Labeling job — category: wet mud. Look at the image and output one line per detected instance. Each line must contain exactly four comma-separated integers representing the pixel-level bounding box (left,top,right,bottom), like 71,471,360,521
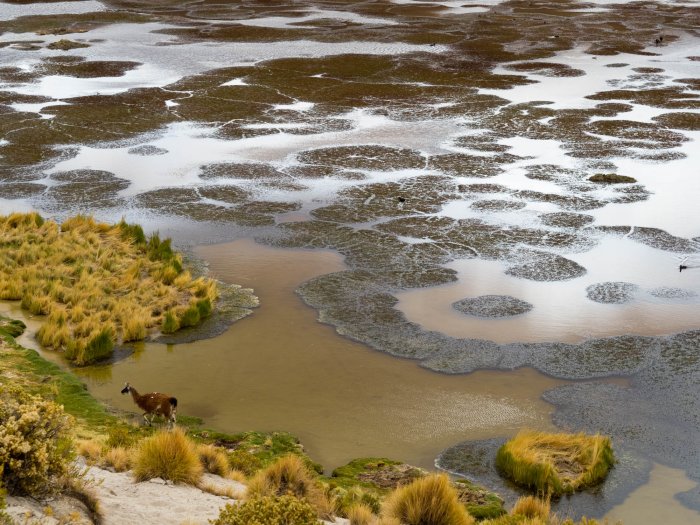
452,295,533,318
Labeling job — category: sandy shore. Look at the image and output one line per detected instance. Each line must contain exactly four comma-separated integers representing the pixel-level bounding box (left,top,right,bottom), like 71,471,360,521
6,459,347,525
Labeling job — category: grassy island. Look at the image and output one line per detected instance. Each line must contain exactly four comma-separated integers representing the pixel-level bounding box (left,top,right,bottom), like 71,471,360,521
496,429,615,496
0,212,218,365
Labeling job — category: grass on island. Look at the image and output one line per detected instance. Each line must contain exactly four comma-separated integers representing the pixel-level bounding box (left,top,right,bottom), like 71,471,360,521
496,429,615,496
0,212,218,365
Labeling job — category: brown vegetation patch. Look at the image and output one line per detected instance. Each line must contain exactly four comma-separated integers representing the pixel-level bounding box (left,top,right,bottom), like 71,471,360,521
311,175,456,223
428,153,506,178
199,162,284,181
39,58,140,78
539,212,594,229
470,199,526,212
652,112,700,130
297,145,425,171
46,39,90,51
588,173,637,184
43,170,129,211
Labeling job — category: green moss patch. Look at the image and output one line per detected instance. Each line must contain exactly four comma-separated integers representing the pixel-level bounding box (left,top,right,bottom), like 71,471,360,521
454,479,506,520
331,458,425,491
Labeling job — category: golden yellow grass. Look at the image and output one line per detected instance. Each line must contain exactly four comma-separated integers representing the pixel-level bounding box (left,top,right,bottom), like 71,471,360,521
512,496,551,520
76,439,103,464
133,428,203,485
481,496,613,525
496,430,615,496
197,443,231,477
347,502,375,525
382,473,475,525
226,469,247,483
247,454,332,518
0,213,218,365
102,446,133,472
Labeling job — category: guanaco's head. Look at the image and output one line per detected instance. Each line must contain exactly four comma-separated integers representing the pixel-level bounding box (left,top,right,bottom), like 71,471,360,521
121,382,131,395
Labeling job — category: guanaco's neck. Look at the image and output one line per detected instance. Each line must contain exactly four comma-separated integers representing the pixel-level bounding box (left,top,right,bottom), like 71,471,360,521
129,387,141,403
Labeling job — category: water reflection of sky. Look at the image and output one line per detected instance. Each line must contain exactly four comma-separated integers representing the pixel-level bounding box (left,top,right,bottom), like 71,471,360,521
397,236,700,344
0,1,105,21
0,1,698,346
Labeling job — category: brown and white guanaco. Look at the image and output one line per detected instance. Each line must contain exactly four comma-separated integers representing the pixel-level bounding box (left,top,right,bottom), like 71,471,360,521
121,382,177,428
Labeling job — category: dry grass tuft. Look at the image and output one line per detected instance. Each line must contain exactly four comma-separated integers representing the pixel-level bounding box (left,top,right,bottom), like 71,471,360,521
481,495,610,525
133,428,202,485
76,439,103,464
197,444,231,477
496,429,615,496
512,496,551,520
382,473,474,525
248,454,331,518
102,446,133,472
347,502,376,525
226,469,248,484
0,213,218,365
374,518,402,525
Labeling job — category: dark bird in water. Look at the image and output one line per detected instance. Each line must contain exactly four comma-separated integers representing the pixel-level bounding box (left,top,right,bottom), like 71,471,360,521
680,265,687,272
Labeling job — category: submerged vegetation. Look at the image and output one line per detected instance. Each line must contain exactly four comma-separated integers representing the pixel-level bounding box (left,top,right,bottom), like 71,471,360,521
496,430,615,496
0,212,218,364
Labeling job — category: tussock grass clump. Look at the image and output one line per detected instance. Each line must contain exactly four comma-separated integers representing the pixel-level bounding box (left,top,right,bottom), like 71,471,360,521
197,444,230,477
332,485,381,516
481,496,605,525
76,439,103,465
0,213,219,364
496,430,615,496
347,502,375,525
511,495,550,520
382,473,475,525
133,428,202,485
102,446,133,472
248,454,330,517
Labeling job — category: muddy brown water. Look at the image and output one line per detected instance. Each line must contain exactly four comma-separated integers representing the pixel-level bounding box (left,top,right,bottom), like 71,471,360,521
605,464,700,525
54,238,564,472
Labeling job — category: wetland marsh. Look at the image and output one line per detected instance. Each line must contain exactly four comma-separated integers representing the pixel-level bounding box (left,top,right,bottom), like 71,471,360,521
1,0,699,521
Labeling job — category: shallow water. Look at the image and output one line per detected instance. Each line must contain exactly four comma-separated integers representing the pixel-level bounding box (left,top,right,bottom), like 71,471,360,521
605,464,700,525
397,236,700,343
0,1,105,21
72,239,564,471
